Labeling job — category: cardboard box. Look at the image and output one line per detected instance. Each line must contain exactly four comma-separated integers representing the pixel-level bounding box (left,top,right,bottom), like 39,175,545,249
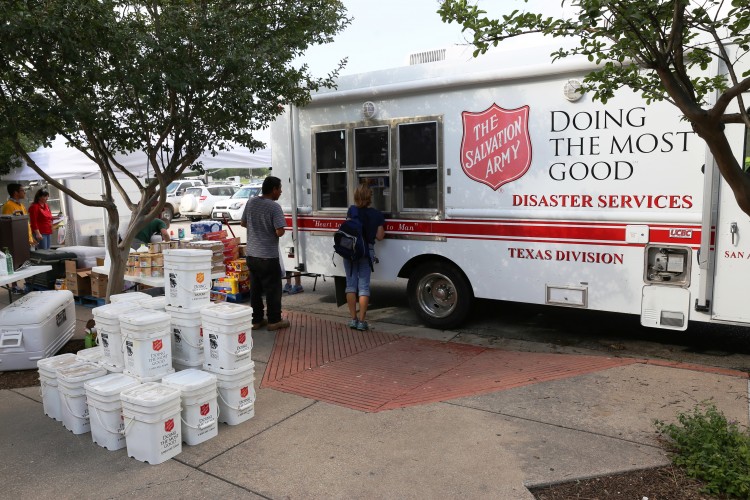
65,259,92,296
96,257,105,267
90,272,108,298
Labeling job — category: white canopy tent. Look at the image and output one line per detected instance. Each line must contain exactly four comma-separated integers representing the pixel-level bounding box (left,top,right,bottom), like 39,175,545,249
1,136,271,181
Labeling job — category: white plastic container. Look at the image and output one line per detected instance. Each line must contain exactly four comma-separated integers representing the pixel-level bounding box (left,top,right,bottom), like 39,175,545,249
163,249,212,309
57,362,108,434
119,310,173,381
76,346,105,366
165,305,204,365
210,362,255,425
92,302,134,370
85,373,140,450
121,382,183,464
200,303,253,372
109,291,151,303
37,353,82,421
162,369,218,445
140,296,167,312
1,290,76,371
173,358,203,372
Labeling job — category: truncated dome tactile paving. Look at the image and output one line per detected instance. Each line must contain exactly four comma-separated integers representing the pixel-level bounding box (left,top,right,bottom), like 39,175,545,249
261,311,641,412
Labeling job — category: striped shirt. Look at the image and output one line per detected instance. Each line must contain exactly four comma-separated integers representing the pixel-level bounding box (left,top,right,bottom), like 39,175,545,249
243,196,286,258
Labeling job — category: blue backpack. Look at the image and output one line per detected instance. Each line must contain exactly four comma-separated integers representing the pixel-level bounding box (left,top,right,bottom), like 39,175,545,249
333,206,373,274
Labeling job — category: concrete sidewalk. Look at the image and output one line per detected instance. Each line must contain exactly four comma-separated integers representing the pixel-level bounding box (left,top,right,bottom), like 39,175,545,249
1,300,749,499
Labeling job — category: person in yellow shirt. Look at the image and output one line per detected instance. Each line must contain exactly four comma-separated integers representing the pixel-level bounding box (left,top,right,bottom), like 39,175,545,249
2,183,35,245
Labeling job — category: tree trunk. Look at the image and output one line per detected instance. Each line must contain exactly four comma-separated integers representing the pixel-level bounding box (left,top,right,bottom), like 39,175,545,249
104,208,130,302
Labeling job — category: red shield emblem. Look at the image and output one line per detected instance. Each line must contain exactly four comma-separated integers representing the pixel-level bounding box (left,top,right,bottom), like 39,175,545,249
164,418,174,432
200,403,210,416
240,386,249,398
460,103,532,190
152,339,163,351
238,332,246,344
196,272,205,284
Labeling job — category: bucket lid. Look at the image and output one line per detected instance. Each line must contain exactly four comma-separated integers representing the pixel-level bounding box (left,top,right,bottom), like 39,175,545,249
140,296,167,310
109,291,152,303
200,302,253,322
119,309,171,328
163,248,212,259
57,362,108,383
37,353,79,371
76,346,104,362
92,301,135,320
84,373,140,397
165,303,207,316
120,382,182,407
162,369,217,392
205,361,255,380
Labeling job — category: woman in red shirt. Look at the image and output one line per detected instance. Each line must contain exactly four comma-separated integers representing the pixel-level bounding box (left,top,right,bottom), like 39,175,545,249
29,188,53,249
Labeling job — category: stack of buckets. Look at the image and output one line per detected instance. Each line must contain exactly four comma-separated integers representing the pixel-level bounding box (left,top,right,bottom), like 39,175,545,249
201,302,256,425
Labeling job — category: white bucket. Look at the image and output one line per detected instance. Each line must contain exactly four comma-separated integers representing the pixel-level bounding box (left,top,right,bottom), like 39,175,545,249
163,249,212,309
173,357,203,372
76,346,105,366
84,373,140,450
57,362,108,434
37,353,82,421
140,296,167,312
109,291,152,303
120,310,173,381
165,305,204,365
162,369,218,446
92,302,134,370
121,382,183,464
210,362,255,425
200,303,254,372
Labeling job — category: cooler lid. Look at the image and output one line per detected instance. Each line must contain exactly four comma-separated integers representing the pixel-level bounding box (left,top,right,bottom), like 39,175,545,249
118,309,171,328
109,291,151,303
84,373,140,396
161,368,217,392
200,302,253,322
37,353,78,371
120,382,181,407
0,291,73,327
57,362,108,382
92,301,135,320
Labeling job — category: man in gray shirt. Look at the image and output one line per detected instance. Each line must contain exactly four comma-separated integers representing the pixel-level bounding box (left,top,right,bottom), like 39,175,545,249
241,176,290,331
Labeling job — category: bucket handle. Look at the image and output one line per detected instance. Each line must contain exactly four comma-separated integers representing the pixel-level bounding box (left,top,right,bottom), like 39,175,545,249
181,415,217,430
62,392,89,420
215,341,252,357
91,405,123,435
175,332,202,349
121,408,183,436
217,389,255,411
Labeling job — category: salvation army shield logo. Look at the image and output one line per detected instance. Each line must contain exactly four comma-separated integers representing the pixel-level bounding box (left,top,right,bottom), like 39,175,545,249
152,339,163,351
460,103,532,190
238,332,246,344
164,418,174,432
196,272,205,284
240,386,249,398
200,403,210,416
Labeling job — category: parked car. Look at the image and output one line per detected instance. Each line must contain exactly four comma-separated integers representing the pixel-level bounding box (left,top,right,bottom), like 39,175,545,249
161,179,204,222
179,185,238,221
211,183,262,222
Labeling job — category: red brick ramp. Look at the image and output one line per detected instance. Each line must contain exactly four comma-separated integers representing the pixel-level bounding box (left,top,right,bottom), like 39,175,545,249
261,312,638,412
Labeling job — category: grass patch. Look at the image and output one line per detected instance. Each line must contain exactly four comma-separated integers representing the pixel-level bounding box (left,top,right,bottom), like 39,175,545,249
656,403,750,498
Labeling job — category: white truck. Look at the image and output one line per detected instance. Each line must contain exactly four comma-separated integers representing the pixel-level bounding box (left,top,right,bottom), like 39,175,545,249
271,44,750,331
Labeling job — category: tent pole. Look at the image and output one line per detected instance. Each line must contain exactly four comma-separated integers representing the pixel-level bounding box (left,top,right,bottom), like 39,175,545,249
289,104,301,272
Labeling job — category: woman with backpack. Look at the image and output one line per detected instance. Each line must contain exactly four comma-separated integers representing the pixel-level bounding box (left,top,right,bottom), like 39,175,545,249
344,183,385,331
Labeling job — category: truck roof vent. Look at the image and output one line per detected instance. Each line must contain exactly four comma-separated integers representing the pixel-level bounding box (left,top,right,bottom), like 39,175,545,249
409,49,447,65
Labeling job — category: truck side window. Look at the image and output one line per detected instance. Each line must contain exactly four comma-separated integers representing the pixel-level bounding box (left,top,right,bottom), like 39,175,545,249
399,122,438,210
315,130,347,209
355,126,390,212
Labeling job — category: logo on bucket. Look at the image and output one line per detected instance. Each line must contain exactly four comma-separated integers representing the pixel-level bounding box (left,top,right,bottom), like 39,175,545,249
153,339,163,351
125,340,133,357
174,330,182,344
101,333,109,348
240,386,249,398
196,272,205,284
200,403,210,416
238,332,246,344
164,418,175,432
460,103,532,190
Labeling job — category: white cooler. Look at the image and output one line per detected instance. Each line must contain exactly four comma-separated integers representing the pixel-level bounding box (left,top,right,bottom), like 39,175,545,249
0,290,76,371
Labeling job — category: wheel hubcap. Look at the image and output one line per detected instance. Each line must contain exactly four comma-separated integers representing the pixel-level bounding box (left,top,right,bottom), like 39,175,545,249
417,272,457,319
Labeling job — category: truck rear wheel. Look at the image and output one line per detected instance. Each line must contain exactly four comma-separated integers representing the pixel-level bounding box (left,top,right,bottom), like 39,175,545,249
407,261,472,329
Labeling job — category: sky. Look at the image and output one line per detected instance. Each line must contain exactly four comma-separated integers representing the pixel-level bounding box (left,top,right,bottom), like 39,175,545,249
299,0,566,78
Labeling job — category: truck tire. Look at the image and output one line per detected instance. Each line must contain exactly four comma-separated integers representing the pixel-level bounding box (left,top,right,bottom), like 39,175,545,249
162,205,174,223
407,261,472,329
